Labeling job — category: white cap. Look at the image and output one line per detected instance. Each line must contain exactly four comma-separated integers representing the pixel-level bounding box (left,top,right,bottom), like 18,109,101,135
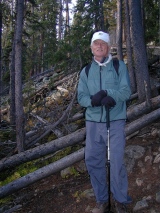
91,31,110,44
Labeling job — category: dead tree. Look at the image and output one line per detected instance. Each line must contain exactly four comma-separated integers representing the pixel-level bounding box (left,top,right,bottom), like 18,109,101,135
124,0,136,93
15,0,25,152
129,0,152,102
116,0,123,60
0,1,2,123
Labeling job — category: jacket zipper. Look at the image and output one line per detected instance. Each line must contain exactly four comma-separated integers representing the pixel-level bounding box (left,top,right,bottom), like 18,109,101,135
100,66,103,122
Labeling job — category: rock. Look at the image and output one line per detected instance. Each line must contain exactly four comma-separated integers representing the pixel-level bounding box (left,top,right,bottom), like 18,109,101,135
153,152,158,156
153,153,160,164
82,188,94,199
124,145,145,173
151,128,158,137
158,130,160,138
156,191,160,203
147,183,152,190
150,209,157,213
125,145,145,159
141,168,146,173
143,195,152,200
137,160,143,168
133,199,148,211
76,160,87,173
136,178,143,186
60,167,72,178
57,86,69,96
145,155,153,164
85,205,92,212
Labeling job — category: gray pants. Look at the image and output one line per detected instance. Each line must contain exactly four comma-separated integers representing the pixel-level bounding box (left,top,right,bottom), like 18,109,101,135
85,120,131,204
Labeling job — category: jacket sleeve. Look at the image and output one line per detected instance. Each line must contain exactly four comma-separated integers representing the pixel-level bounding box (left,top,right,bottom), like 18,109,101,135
77,69,92,107
107,61,131,102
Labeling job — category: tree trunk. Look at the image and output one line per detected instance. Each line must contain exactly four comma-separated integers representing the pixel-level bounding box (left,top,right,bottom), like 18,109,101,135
65,0,69,34
15,0,25,152
124,0,136,93
10,40,16,126
58,0,63,40
94,0,100,31
0,0,2,123
116,0,123,60
129,0,151,102
99,0,105,31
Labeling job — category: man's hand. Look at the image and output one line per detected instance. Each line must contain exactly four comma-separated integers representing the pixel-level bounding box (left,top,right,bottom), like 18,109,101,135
91,90,107,106
101,96,116,108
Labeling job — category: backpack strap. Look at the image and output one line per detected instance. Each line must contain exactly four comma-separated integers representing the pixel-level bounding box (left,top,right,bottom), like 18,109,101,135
112,58,119,76
85,64,91,77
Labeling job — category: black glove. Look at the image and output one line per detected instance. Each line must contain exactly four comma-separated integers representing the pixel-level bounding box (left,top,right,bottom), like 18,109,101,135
91,90,107,106
101,96,116,108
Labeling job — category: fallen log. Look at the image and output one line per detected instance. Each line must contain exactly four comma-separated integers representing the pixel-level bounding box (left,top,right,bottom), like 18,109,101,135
0,148,85,199
0,108,160,199
127,95,160,121
125,108,160,136
0,128,86,172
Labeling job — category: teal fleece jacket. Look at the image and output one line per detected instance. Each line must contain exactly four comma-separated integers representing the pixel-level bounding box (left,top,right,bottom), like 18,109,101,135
77,58,131,122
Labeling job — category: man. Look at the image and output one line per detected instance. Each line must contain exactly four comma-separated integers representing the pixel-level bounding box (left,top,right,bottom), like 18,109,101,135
77,31,132,213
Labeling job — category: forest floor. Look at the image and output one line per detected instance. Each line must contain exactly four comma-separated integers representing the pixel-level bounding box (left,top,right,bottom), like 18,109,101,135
2,122,160,213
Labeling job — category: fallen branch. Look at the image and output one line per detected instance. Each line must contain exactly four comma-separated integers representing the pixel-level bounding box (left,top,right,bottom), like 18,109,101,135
30,113,63,138
26,87,77,147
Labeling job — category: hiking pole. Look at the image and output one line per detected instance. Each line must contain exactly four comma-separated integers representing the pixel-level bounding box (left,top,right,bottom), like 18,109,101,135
106,107,114,213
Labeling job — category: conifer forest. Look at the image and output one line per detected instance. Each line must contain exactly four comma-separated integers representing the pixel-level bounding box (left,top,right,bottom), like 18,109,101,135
0,0,160,212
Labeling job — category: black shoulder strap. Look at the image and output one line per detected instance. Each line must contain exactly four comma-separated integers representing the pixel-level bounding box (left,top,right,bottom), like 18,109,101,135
85,64,91,78
112,58,119,76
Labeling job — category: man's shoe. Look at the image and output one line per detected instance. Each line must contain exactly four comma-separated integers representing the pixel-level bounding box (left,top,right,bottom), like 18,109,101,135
92,202,108,213
114,201,127,213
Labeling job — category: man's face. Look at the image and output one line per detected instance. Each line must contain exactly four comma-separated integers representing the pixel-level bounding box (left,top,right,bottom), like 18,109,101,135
91,39,110,61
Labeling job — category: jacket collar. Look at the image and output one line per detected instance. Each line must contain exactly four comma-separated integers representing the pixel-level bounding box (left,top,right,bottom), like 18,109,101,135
93,54,112,66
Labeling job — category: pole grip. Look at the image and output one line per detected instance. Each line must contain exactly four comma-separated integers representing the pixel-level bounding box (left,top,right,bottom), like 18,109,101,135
105,107,110,129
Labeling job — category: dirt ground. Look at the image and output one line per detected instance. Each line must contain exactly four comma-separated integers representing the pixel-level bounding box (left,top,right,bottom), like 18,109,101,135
7,124,160,213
